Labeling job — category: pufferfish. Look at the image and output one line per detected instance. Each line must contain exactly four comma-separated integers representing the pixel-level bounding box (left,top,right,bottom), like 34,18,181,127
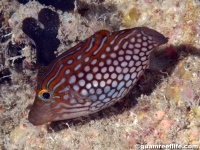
28,27,168,125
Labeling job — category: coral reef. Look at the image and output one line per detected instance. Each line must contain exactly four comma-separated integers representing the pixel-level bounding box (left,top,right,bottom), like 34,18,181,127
0,0,200,149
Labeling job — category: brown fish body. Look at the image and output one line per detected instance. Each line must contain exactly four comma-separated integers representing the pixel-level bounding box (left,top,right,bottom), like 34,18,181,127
28,27,168,125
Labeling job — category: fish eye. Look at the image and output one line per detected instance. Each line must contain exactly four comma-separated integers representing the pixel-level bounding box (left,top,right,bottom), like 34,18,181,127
39,89,51,99
42,92,50,99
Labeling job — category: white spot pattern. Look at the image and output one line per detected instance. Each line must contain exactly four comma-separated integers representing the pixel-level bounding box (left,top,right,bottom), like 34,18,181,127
133,55,139,60
101,54,106,59
84,57,90,62
118,56,124,62
111,73,117,79
124,74,130,81
125,55,131,61
123,41,128,49
91,59,98,65
106,47,111,52
135,43,141,48
99,94,106,100
63,95,69,100
118,50,124,55
73,85,79,91
141,56,147,61
139,52,145,56
148,45,153,49
86,73,93,81
104,73,109,79
77,54,82,60
101,67,107,73
112,80,118,88
113,60,119,66
131,73,137,79
126,50,133,55
78,72,84,78
96,88,102,94
142,47,148,52
123,68,129,74
103,98,110,102
128,44,134,49
111,53,117,58
109,66,114,72
42,27,165,120
126,80,132,87
107,59,112,65
137,38,142,43
142,42,148,46
96,73,102,80
92,80,98,87
93,67,98,73
74,64,82,71
65,69,70,75
129,60,134,67
135,61,141,66
134,49,140,54
81,89,88,96
100,81,106,87
99,61,104,67
114,45,119,51
118,74,123,80
79,79,85,86
70,99,76,104
130,38,135,43
69,75,76,84
86,83,92,89
121,61,128,67
84,66,90,72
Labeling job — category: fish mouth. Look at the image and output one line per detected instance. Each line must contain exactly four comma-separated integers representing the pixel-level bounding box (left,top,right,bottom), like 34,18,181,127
28,107,47,126
28,109,41,126
28,98,51,126
141,27,168,44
